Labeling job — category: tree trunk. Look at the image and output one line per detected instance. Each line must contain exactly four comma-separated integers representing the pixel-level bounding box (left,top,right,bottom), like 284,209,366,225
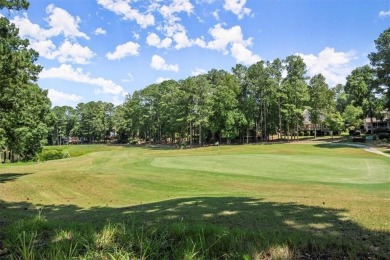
189,121,193,147
264,102,267,142
199,125,202,146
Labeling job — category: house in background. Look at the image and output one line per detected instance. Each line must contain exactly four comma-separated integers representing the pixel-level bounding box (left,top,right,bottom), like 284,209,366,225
363,110,390,132
302,109,330,133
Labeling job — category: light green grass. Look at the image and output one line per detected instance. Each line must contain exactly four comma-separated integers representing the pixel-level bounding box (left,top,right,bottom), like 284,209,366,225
0,142,389,258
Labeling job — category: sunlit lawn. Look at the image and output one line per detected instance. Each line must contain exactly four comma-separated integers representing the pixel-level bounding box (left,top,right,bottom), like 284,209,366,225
0,142,389,258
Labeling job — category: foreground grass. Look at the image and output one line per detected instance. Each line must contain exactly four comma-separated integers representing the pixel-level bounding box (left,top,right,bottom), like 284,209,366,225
0,143,389,259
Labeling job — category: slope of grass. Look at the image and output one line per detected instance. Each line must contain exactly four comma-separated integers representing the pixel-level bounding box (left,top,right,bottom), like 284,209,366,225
0,143,389,259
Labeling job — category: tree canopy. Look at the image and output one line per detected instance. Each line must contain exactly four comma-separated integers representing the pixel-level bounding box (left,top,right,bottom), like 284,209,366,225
0,0,50,160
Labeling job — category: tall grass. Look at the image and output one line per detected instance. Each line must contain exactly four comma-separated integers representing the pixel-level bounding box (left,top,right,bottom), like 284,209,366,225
5,210,385,259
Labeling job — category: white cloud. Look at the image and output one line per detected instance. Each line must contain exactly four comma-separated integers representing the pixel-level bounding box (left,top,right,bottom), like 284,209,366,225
10,9,93,64
379,10,390,18
146,33,172,48
106,41,140,60
12,6,89,40
223,0,251,19
94,27,106,35
156,77,172,83
56,41,95,64
29,39,58,59
207,23,251,54
212,9,220,20
47,89,83,106
231,43,261,65
45,4,89,39
97,0,154,28
160,0,194,18
40,64,127,96
133,32,140,40
297,47,356,87
173,31,193,49
192,68,207,76
150,55,179,72
11,13,51,41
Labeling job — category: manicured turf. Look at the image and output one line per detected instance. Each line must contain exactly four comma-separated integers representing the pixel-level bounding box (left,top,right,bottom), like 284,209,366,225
0,142,389,258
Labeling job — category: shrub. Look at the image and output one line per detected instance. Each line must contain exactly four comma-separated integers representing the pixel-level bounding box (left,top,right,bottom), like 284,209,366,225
352,131,361,136
374,128,390,134
38,149,70,161
377,132,390,140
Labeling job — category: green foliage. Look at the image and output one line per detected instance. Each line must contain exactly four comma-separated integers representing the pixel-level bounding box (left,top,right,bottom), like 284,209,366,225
0,0,29,10
37,148,70,161
342,104,363,127
0,15,50,160
369,27,390,109
345,65,382,122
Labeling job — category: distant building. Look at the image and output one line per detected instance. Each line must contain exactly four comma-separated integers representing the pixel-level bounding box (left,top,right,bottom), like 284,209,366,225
363,110,390,132
302,109,329,132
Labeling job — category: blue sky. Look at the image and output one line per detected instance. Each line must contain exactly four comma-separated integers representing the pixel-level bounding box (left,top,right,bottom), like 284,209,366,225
1,0,389,107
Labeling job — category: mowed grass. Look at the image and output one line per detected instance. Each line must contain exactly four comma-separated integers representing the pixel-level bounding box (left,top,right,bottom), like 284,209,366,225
0,142,389,259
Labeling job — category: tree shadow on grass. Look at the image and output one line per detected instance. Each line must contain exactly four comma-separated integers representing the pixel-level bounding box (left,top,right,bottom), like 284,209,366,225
1,197,389,259
0,173,31,184
314,143,363,149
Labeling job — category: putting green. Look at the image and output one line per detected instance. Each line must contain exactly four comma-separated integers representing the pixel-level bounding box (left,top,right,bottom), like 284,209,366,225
152,154,390,184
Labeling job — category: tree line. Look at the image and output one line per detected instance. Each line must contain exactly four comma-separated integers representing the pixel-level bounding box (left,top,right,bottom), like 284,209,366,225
47,50,388,147
0,0,389,160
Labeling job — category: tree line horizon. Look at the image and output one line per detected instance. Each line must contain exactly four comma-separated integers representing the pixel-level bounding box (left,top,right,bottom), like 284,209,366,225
1,1,389,161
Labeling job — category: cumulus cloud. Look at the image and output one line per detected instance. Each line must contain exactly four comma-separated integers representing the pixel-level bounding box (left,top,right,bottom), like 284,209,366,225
47,89,83,106
106,41,140,60
150,55,179,72
45,4,89,39
231,43,261,65
94,27,106,35
29,39,58,59
297,47,356,87
379,10,390,18
12,6,89,41
40,64,127,96
11,13,51,41
202,23,259,65
207,23,251,54
55,41,95,64
146,33,172,48
173,31,193,49
97,0,154,28
159,0,194,18
223,0,251,19
10,8,93,63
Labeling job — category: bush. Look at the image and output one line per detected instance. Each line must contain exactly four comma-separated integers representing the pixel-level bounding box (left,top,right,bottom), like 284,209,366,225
38,149,70,161
374,128,390,134
352,131,361,136
299,131,304,136
378,132,390,140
